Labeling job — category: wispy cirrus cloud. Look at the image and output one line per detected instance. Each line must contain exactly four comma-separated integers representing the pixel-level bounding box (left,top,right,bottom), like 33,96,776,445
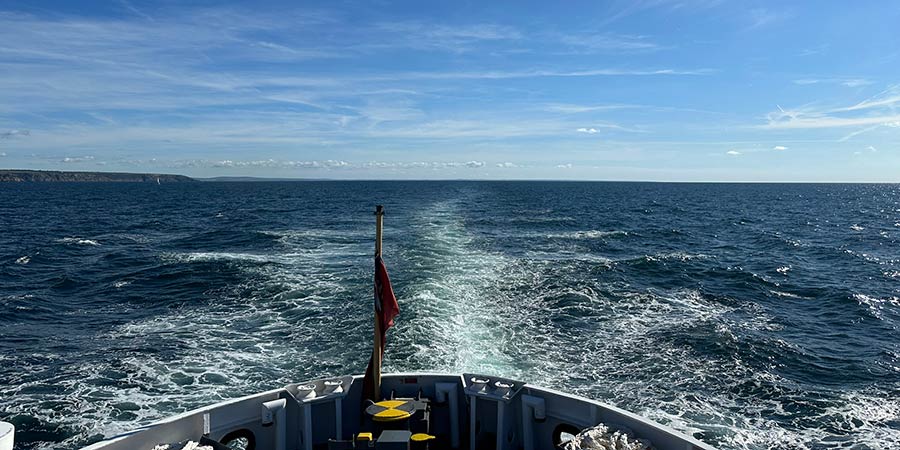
762,86,900,133
0,7,709,122
372,22,522,52
377,67,712,82
545,103,639,114
793,78,873,88
746,8,792,29
555,32,662,53
595,0,724,27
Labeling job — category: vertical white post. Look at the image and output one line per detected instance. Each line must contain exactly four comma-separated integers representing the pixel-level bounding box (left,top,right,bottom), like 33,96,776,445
262,399,287,450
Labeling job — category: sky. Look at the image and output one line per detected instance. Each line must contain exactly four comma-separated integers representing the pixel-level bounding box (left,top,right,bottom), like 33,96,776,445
0,0,899,181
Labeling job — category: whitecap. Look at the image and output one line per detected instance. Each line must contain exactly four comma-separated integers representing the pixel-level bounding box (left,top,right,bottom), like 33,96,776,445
850,224,865,231
853,293,900,319
164,252,289,264
548,230,628,239
769,290,806,299
58,237,101,246
645,252,711,262
776,266,790,274
113,280,132,289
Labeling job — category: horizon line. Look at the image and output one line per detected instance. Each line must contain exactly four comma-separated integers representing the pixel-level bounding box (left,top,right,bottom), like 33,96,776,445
1,168,898,184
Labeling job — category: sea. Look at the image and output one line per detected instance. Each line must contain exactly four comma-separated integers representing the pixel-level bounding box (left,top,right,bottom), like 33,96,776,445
1,181,898,450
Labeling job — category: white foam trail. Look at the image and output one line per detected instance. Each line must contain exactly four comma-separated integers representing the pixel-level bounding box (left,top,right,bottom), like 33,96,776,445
390,200,522,376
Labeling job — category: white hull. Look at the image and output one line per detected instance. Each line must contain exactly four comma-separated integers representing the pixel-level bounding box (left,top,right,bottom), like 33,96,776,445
81,373,714,450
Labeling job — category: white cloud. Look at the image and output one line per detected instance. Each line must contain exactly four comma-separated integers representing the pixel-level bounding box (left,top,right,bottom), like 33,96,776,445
773,145,787,151
160,159,488,170
867,146,878,152
495,162,519,168
726,150,741,155
556,163,573,169
577,127,599,134
0,152,7,157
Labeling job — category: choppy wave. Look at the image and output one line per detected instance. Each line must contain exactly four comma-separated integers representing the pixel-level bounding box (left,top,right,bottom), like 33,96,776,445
1,181,899,450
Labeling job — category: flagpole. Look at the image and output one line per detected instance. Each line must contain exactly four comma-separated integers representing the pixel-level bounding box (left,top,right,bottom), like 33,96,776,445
371,205,385,401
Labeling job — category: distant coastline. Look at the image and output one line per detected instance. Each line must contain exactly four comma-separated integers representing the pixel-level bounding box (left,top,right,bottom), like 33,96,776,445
0,169,195,183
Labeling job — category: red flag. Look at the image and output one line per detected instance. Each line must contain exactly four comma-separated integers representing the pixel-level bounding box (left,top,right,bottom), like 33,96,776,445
373,256,400,335
363,256,399,401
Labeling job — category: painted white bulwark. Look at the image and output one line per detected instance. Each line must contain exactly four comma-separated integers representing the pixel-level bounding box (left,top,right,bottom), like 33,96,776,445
0,422,14,450
82,373,716,450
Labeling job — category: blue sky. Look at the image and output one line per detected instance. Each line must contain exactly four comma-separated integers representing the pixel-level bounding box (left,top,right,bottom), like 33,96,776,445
1,1,899,181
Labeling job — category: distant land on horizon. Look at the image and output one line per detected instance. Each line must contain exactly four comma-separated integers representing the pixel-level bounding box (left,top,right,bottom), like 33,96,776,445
0,169,195,183
195,176,332,182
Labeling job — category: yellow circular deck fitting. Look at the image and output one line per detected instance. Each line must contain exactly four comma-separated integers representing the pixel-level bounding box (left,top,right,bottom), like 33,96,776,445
365,399,415,422
373,408,412,421
411,434,435,442
375,400,408,408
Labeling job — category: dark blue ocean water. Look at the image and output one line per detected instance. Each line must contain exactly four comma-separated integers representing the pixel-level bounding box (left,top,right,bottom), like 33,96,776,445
1,181,899,450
